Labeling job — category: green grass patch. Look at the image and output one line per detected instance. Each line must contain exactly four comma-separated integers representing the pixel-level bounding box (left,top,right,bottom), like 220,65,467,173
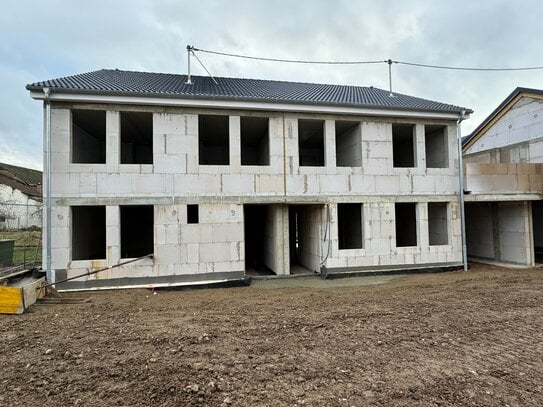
0,229,42,266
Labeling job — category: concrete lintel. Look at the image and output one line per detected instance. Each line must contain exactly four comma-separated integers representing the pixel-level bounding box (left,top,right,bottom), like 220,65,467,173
464,193,542,202
53,194,461,207
46,102,459,128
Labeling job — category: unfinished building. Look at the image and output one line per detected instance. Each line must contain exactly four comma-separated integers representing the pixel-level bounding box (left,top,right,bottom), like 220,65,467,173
463,88,543,266
27,70,470,289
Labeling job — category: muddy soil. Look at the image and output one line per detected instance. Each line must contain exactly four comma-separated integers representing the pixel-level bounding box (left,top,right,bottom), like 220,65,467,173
1,263,542,406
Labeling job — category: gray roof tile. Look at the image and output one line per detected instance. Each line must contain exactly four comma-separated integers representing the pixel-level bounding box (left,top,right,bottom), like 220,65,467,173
27,69,470,114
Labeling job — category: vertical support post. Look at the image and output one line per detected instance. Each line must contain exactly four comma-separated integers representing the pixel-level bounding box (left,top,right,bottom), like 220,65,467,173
456,112,468,271
387,59,393,97
186,45,193,84
43,88,52,281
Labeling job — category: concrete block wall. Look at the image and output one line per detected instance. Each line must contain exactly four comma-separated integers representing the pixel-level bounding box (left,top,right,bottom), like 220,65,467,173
49,107,459,202
262,205,289,275
464,163,543,194
286,117,459,198
323,200,461,271
497,202,533,265
297,205,322,273
48,203,244,284
428,203,449,245
49,108,286,198
46,103,463,283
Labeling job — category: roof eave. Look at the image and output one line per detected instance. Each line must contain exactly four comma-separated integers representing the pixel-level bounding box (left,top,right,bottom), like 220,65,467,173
27,86,469,118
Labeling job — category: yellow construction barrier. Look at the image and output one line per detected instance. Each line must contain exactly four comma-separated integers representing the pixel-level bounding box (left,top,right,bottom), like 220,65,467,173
0,274,45,314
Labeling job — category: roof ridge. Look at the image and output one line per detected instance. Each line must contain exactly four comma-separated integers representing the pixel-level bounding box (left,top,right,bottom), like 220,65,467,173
94,69,467,107
98,68,382,90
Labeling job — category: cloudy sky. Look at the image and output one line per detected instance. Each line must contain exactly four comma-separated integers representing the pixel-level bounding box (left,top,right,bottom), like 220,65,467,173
2,0,542,170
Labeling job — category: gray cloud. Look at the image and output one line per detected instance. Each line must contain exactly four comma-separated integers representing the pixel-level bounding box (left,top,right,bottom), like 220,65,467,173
1,0,542,169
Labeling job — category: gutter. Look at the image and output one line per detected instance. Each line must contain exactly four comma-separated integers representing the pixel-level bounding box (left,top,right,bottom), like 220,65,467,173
27,90,469,121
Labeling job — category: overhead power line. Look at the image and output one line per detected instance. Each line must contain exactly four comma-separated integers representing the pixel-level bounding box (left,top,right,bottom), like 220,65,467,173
192,47,385,65
191,46,543,71
394,60,543,72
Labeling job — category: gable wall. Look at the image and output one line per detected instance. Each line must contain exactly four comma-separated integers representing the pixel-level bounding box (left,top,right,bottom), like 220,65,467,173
464,97,543,163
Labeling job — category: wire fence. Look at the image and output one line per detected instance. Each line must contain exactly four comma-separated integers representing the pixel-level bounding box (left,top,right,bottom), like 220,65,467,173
0,203,42,275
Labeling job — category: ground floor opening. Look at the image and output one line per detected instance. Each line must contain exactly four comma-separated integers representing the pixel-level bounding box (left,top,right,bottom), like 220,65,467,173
288,205,321,275
244,204,275,275
465,201,534,266
244,204,323,276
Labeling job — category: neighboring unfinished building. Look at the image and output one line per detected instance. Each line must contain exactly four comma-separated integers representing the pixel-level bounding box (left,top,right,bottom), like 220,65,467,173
463,87,543,266
27,69,470,290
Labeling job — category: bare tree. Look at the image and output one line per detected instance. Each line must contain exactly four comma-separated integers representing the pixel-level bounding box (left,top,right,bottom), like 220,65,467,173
0,198,17,230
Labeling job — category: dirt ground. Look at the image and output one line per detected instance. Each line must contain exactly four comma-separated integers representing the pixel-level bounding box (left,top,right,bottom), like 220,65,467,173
1,263,542,406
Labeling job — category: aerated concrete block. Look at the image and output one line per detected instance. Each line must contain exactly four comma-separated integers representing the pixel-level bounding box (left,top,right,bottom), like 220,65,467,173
51,226,69,249
79,173,97,195
51,108,71,133
51,131,71,154
155,244,181,265
199,243,231,263
187,243,199,263
52,173,80,196
96,174,132,194
154,113,185,135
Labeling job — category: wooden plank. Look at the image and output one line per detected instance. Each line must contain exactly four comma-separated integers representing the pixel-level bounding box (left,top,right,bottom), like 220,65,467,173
37,297,91,304
22,277,45,309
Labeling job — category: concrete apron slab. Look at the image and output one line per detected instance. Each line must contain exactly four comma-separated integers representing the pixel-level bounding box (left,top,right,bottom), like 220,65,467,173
468,258,534,269
250,274,406,289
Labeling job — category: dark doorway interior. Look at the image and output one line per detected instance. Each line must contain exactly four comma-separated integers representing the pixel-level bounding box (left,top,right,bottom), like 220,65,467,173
71,206,106,260
395,202,417,247
533,201,543,262
244,205,274,275
120,205,154,258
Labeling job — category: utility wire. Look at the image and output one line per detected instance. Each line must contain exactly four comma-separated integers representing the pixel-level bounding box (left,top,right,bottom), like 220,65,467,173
394,60,543,72
193,47,385,65
192,47,543,71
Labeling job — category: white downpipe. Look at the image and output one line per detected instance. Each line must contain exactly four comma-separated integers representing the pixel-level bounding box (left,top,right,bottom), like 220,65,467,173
456,111,468,271
43,88,52,281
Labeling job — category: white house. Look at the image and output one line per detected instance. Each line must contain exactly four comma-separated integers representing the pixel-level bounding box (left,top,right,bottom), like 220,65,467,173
0,162,42,230
27,69,471,290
